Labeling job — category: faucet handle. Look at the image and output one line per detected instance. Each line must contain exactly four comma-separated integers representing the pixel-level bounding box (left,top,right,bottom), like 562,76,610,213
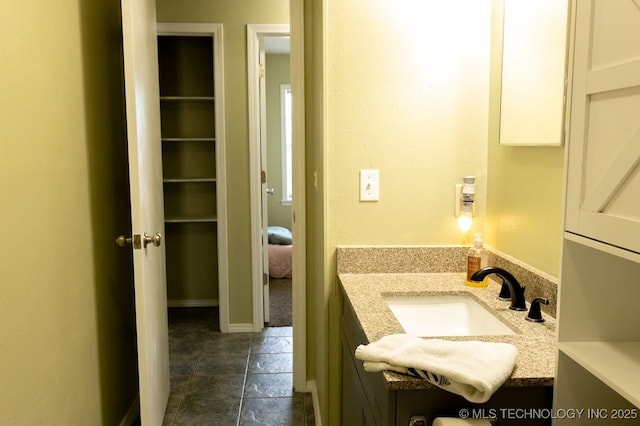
526,297,549,323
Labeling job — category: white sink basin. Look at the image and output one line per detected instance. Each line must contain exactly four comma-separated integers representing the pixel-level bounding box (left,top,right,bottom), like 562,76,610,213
385,294,516,337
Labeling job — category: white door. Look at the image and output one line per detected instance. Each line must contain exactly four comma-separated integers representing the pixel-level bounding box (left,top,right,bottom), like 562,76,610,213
259,42,271,322
121,0,170,423
565,0,640,254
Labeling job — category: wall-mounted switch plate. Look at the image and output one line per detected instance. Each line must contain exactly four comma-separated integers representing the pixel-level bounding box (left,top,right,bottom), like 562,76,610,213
360,169,379,201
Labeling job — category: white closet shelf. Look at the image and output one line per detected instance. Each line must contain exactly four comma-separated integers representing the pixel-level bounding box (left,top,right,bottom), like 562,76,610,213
163,177,216,183
558,341,640,407
164,215,218,223
564,232,640,264
160,96,215,101
161,137,215,142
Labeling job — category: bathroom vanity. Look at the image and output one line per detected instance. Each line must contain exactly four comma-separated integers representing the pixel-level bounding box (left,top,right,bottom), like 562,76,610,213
338,249,557,426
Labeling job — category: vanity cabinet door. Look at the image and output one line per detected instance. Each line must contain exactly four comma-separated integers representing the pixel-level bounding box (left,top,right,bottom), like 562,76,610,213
565,0,640,255
342,344,376,426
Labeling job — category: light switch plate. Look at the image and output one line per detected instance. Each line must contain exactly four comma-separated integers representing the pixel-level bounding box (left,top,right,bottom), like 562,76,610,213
360,169,379,201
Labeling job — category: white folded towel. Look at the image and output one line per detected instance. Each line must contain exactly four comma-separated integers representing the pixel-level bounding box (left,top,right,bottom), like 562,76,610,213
355,334,518,403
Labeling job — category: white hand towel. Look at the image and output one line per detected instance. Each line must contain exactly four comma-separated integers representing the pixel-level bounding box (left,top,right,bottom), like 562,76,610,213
355,334,517,403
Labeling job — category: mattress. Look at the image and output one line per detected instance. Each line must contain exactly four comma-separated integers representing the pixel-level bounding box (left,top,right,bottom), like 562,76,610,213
268,243,293,279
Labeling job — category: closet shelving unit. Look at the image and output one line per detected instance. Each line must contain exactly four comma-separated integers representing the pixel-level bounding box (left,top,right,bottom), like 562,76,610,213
157,24,228,314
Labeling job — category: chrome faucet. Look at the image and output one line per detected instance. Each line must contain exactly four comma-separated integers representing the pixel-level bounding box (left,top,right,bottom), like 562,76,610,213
470,266,527,311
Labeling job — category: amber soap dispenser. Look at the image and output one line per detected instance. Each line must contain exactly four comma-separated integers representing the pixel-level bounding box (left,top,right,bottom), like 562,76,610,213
466,232,488,287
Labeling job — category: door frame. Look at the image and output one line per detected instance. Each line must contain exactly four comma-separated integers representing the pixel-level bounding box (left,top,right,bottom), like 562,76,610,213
247,21,307,392
258,39,270,323
247,24,290,330
289,0,308,393
157,22,230,332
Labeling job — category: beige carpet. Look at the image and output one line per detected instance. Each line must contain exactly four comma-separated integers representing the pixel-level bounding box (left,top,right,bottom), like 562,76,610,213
266,278,292,327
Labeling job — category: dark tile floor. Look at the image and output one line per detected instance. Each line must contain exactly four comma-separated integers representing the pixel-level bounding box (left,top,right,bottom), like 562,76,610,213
163,307,315,426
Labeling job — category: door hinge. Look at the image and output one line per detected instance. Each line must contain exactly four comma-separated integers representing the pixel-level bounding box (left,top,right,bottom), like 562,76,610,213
259,64,265,78
263,273,268,285
261,170,267,184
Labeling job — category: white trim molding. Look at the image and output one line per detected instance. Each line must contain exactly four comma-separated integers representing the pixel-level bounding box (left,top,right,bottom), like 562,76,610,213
167,299,218,308
247,23,291,333
247,19,307,393
307,380,322,426
119,393,140,426
289,0,308,394
227,323,256,333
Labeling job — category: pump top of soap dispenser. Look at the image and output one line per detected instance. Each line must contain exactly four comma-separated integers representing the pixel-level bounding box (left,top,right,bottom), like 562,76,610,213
473,232,484,248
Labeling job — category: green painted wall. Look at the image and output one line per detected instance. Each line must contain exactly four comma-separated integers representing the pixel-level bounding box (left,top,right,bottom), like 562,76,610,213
266,53,292,229
323,3,492,422
156,0,290,324
311,1,566,423
484,3,565,277
0,0,138,423
485,143,564,276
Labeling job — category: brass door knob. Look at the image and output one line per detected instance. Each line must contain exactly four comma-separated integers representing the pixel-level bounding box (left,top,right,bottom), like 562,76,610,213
116,235,133,247
143,232,162,248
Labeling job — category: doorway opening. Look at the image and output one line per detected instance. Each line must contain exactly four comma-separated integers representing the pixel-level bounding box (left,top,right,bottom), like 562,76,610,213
156,23,230,332
247,23,307,392
263,37,293,327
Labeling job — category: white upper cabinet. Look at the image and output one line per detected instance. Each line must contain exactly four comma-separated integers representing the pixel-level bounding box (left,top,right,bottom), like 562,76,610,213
565,0,640,255
498,0,570,146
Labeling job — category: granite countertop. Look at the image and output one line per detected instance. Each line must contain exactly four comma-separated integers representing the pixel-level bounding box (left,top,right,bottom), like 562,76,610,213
339,272,557,391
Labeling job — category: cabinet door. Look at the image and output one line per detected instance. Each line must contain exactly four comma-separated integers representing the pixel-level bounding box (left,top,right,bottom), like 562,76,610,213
341,344,376,426
565,0,640,254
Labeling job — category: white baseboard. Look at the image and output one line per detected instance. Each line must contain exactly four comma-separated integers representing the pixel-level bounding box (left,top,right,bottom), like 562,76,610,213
307,379,322,426
119,393,139,426
227,323,255,332
167,299,218,308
